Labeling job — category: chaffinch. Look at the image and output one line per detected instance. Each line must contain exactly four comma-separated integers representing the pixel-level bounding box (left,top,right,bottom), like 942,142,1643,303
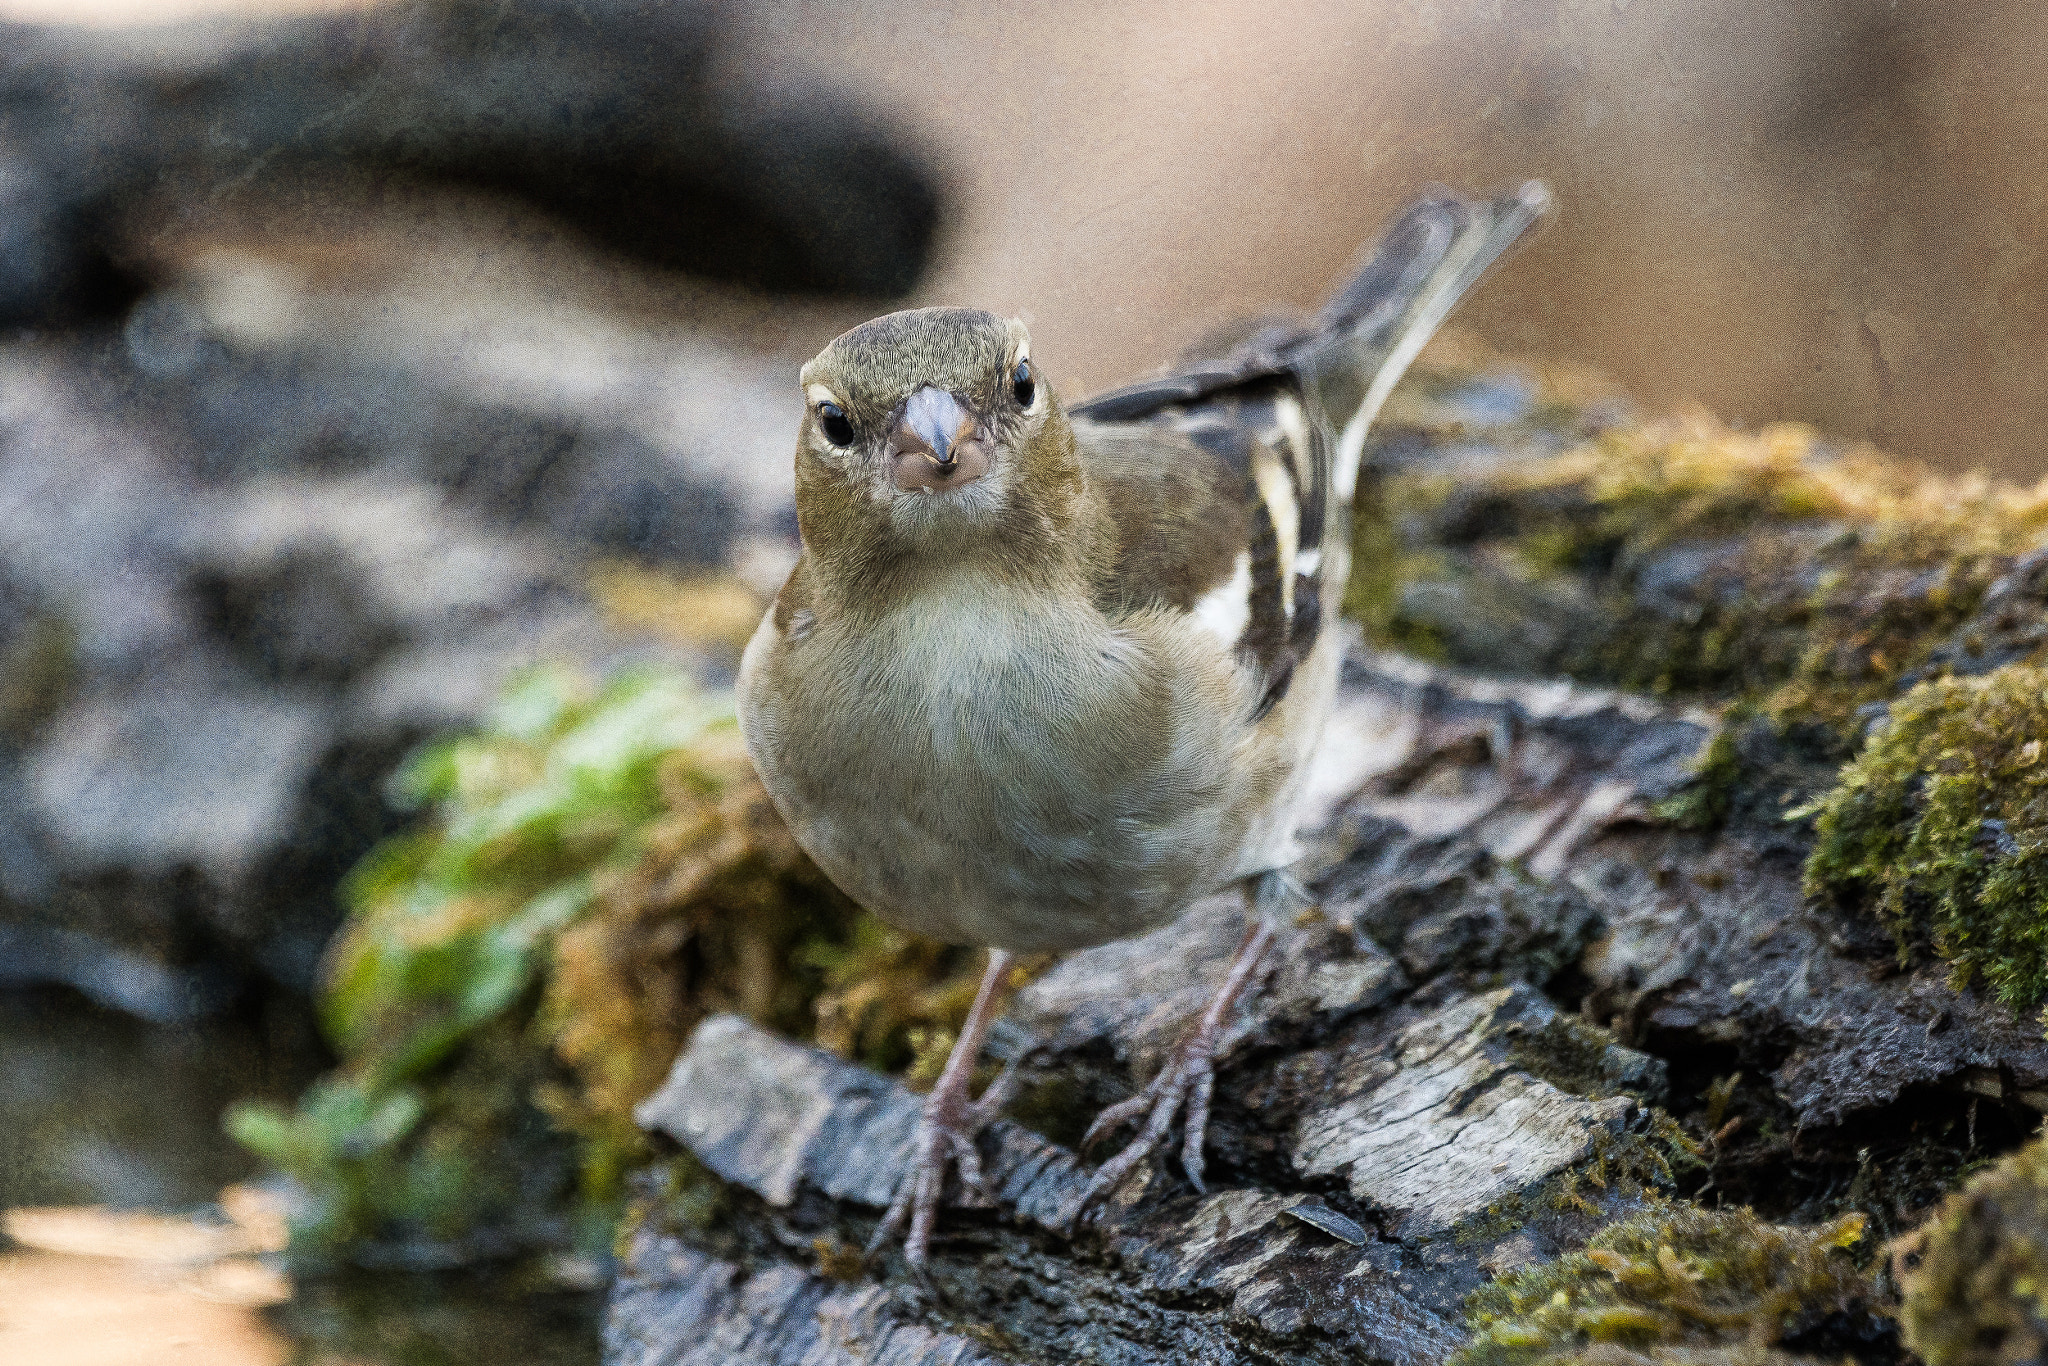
738,183,1549,1267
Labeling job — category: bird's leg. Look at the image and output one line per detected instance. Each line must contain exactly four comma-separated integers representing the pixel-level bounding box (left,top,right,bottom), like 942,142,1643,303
867,948,1020,1270
1078,873,1295,1210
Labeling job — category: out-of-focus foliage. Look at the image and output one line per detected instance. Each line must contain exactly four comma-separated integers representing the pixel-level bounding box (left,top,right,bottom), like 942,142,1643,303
584,566,767,655
1453,1203,1876,1366
229,664,986,1263
1899,1136,2048,1366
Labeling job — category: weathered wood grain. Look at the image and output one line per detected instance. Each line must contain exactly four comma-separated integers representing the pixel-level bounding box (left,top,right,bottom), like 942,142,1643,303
1291,987,1634,1238
607,1234,1008,1366
634,1014,1481,1365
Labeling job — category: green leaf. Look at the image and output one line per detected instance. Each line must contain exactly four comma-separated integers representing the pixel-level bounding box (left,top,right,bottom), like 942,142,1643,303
363,1088,426,1151
224,1102,299,1166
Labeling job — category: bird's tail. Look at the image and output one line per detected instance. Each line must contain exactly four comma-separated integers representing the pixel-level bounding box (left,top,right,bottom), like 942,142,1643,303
1297,181,1551,503
1066,181,1548,506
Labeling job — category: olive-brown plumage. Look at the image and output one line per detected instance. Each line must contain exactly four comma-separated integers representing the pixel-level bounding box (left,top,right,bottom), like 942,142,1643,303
738,184,1549,1268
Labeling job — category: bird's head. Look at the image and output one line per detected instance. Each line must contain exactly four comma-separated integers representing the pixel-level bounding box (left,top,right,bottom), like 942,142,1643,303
791,307,1081,585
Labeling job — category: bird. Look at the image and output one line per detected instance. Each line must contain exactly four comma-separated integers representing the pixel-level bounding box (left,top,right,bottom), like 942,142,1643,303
737,183,1549,1269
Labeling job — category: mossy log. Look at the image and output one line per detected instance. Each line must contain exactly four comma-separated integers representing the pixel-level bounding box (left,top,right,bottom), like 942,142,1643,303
1899,1136,2048,1366
605,627,2025,1361
575,349,2048,1359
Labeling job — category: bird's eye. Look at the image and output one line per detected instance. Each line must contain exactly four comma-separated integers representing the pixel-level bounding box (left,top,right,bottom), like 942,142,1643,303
816,401,855,446
1011,359,1035,408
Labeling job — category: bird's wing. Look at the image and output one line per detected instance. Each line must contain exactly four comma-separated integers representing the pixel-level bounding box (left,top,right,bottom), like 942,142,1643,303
1071,182,1549,719
1076,383,1330,720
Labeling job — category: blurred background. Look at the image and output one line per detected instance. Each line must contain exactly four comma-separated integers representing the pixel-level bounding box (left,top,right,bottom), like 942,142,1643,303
0,0,2042,1361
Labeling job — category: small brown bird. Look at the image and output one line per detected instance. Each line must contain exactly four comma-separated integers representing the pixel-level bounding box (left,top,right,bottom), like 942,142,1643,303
738,184,1548,1267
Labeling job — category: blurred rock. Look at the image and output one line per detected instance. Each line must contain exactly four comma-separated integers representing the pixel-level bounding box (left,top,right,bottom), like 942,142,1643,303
0,987,320,1209
119,253,777,555
27,652,327,870
0,353,662,1007
0,0,943,323
0,19,886,1013
0,0,935,1027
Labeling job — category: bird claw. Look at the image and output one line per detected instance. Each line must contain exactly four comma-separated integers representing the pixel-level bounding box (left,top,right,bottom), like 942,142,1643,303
1077,1031,1223,1213
867,1096,983,1268
866,1060,1020,1269
862,951,1021,1274
1079,1089,1155,1153
1075,912,1280,1217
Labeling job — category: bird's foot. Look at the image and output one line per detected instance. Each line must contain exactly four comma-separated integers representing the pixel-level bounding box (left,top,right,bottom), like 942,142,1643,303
1077,1025,1225,1207
863,949,1019,1272
866,1056,1022,1270
1076,915,1278,1211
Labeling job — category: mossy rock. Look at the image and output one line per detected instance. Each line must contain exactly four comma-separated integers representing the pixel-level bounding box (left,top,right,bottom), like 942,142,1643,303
1900,1137,2048,1366
1801,661,2048,1012
1453,1204,1880,1366
1507,1014,1668,1106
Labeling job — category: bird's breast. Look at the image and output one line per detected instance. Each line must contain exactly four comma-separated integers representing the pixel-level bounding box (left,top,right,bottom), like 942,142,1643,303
739,584,1267,952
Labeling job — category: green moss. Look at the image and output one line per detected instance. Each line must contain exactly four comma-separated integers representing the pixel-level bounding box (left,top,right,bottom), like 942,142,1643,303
1900,1137,2048,1366
233,666,720,1260
1450,1015,1696,1247
1456,1110,1704,1247
1453,1204,1875,1366
1653,720,1744,831
1547,1119,1702,1225
0,609,73,740
1801,662,2048,1011
1001,1072,1094,1151
800,914,983,1077
1344,475,1453,662
1491,422,2023,722
1353,385,2048,758
653,1151,730,1236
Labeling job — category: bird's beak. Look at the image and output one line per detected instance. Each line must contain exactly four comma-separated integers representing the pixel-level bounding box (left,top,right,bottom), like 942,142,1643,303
889,386,992,493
